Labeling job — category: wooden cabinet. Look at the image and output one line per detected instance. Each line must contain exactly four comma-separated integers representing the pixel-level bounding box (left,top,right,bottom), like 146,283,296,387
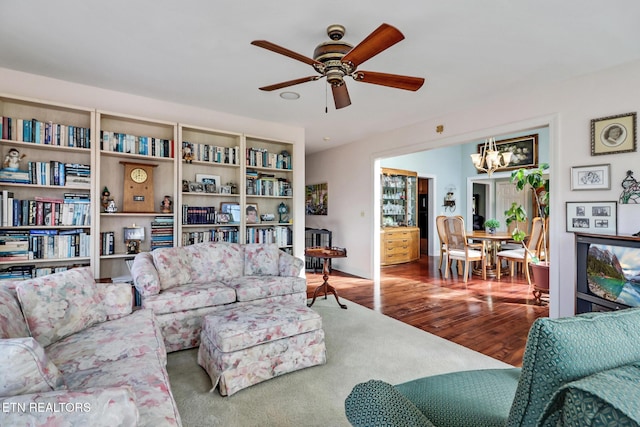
380,227,420,265
380,167,419,265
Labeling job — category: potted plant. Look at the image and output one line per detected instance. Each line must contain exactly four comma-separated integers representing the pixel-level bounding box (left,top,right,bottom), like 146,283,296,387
484,218,500,234
507,163,550,301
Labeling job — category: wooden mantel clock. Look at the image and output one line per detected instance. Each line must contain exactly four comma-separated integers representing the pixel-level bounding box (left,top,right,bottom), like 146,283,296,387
120,162,158,213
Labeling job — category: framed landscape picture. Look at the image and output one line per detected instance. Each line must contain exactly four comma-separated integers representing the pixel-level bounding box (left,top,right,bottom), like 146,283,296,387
566,201,617,235
591,112,637,156
476,134,538,173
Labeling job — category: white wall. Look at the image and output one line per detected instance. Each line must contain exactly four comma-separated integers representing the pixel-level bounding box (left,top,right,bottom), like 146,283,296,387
0,67,307,259
306,59,640,318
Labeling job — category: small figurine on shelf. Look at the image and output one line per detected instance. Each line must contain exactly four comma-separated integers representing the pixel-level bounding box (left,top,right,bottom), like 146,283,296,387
101,187,111,211
105,199,118,213
161,195,173,213
3,148,26,171
182,144,194,163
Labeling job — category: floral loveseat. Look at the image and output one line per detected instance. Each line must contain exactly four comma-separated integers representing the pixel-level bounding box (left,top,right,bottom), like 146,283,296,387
0,267,181,426
130,242,306,352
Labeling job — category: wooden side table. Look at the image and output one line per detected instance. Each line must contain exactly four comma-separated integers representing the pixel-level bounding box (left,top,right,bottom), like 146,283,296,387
305,246,348,309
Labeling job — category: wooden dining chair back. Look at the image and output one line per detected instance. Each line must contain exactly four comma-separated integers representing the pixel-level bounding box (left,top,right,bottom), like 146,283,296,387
497,217,544,286
436,215,448,270
443,216,486,282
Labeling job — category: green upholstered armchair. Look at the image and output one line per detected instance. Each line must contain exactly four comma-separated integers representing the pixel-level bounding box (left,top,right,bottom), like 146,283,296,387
345,308,640,426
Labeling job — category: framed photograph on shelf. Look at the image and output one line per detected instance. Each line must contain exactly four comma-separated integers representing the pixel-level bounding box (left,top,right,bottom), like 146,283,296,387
196,174,220,193
216,213,230,224
123,226,145,242
220,202,240,223
566,201,617,235
591,112,637,156
188,181,204,193
246,203,259,224
570,164,611,190
476,134,538,173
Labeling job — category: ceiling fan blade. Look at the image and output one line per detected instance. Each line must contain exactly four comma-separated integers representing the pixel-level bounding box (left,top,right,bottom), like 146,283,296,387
353,71,425,91
332,83,352,109
251,40,322,67
341,23,405,68
258,76,321,91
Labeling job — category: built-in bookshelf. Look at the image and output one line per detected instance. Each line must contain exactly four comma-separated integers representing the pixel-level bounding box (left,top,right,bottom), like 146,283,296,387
94,111,178,279
178,124,242,246
0,94,95,280
244,135,294,252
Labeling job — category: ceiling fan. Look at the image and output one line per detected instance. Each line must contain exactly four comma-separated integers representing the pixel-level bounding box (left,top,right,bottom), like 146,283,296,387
251,23,425,109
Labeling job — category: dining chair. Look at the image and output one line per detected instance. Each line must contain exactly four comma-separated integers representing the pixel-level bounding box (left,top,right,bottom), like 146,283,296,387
435,215,448,270
496,217,544,286
443,216,486,282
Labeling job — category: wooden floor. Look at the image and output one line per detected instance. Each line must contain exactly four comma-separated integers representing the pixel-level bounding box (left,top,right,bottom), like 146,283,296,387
306,256,549,367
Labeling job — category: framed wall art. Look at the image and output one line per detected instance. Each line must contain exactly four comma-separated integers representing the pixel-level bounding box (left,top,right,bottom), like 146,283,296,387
591,112,637,156
305,183,328,215
566,201,617,235
570,164,610,190
476,134,538,173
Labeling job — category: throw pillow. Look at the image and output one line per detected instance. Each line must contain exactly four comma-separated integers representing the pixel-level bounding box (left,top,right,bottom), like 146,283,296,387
244,243,280,276
0,337,65,398
16,267,107,347
152,246,192,290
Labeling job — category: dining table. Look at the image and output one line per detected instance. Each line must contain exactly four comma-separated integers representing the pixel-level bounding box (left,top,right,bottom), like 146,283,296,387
467,230,518,278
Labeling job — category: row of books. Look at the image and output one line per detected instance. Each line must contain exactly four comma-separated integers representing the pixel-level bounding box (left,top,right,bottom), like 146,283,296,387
0,264,86,281
100,131,173,158
151,216,174,250
245,225,292,246
100,231,115,255
1,191,91,227
181,227,239,245
181,205,234,225
246,173,292,197
245,147,292,170
181,141,240,165
1,116,91,148
0,229,90,262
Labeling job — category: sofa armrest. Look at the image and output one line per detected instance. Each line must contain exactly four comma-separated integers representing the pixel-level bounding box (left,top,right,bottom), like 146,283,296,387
279,251,304,277
101,282,133,320
345,380,435,427
130,252,161,297
0,386,139,426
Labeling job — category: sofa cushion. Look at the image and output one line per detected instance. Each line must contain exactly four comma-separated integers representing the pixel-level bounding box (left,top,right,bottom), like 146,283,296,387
0,337,65,398
152,246,192,290
130,251,160,296
141,282,236,315
0,284,30,338
15,267,107,347
225,275,307,302
186,242,244,283
46,309,167,375
244,243,280,276
394,368,521,427
540,362,640,426
507,308,640,427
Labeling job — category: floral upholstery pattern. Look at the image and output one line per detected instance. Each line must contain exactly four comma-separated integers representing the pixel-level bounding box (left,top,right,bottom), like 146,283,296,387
225,275,307,302
152,246,193,290
0,337,65,398
0,386,140,427
244,243,280,276
131,252,160,296
279,252,304,277
15,267,107,347
0,284,30,338
142,282,236,315
198,304,326,396
100,281,134,320
46,309,167,374
203,304,324,352
186,241,244,283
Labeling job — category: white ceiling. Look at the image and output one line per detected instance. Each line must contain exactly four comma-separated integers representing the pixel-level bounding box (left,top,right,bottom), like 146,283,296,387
2,1,640,154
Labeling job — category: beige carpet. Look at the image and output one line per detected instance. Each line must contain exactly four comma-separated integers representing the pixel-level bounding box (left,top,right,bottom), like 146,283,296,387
166,298,511,426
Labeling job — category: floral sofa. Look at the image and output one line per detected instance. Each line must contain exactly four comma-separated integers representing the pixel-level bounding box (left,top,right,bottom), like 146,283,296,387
0,267,181,426
130,242,306,352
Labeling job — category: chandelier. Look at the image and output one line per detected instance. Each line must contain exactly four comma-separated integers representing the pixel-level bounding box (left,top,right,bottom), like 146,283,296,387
470,137,512,177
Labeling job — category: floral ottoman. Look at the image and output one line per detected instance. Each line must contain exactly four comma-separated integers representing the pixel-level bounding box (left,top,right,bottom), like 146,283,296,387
197,304,326,396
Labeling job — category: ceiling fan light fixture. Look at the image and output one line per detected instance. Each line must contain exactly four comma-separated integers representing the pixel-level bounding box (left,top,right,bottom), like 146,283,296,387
279,91,300,100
